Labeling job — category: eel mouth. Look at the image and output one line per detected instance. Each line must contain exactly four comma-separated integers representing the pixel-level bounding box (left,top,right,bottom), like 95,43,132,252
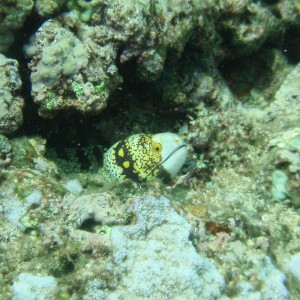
145,144,187,180
159,144,187,166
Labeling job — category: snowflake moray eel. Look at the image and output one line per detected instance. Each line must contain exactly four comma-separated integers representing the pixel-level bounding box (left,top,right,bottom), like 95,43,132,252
103,133,188,182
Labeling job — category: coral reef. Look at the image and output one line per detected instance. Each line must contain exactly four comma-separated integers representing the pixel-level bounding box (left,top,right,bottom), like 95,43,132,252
21,0,300,117
66,0,96,22
2,189,42,229
63,192,127,227
12,273,58,300
0,134,11,171
285,252,300,299
25,13,122,117
85,196,225,299
218,1,282,56
34,0,66,18
0,0,299,298
0,54,24,134
264,62,300,132
0,0,33,53
263,62,300,207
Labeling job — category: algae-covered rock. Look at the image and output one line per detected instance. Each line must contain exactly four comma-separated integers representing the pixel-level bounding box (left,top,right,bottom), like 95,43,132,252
285,252,300,298
224,247,290,299
0,0,34,53
0,54,24,134
0,134,11,170
66,0,96,22
24,0,300,117
12,273,58,300
103,0,202,81
264,63,300,207
64,192,127,227
85,195,225,299
1,189,42,230
25,14,122,118
268,129,300,207
34,0,66,18
219,1,282,56
0,136,66,230
265,62,300,132
272,170,289,202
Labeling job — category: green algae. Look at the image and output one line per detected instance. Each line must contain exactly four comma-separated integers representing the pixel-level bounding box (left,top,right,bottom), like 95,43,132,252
67,0,94,22
71,82,84,98
45,93,60,110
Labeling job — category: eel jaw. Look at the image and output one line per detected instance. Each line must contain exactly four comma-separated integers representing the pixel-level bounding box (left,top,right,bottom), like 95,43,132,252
160,144,188,178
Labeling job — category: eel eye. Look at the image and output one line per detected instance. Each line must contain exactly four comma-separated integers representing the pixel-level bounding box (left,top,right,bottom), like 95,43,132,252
153,142,162,153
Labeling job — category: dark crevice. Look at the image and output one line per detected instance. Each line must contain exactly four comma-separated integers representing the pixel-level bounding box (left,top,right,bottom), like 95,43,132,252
8,11,47,137
283,25,300,64
80,218,102,232
218,49,278,98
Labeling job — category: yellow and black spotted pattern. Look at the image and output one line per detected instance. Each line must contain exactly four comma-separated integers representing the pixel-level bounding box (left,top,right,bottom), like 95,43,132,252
103,134,165,182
